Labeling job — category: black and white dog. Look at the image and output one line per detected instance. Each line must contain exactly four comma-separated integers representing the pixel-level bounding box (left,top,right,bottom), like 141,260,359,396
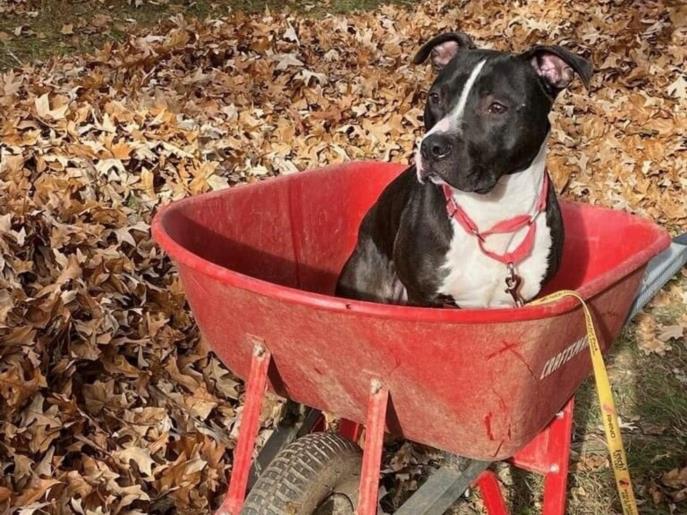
336,32,592,308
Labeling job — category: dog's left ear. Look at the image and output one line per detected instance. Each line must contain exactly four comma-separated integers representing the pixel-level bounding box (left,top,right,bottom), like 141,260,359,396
413,31,476,71
522,45,592,95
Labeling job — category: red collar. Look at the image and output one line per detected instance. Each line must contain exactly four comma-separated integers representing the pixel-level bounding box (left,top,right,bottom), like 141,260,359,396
441,172,549,266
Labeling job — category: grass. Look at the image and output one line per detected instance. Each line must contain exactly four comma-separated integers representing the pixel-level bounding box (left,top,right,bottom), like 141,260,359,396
566,325,687,514
0,0,415,70
0,0,231,68
2,1,685,513
547,279,686,514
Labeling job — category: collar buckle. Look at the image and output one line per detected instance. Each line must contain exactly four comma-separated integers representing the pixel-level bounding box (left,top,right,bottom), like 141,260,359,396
505,262,525,307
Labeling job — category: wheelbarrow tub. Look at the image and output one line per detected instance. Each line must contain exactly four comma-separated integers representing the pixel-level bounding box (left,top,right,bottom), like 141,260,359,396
152,162,670,460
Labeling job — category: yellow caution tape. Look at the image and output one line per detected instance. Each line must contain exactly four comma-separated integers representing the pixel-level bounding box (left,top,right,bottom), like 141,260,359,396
530,290,639,515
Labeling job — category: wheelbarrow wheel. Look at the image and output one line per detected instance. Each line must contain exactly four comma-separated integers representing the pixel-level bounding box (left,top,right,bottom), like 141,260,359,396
242,432,362,515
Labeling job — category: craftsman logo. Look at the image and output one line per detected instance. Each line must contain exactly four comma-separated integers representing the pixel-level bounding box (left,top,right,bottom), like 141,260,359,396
539,336,589,379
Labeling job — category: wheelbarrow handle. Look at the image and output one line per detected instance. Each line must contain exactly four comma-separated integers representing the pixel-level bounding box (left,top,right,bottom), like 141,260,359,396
627,233,687,322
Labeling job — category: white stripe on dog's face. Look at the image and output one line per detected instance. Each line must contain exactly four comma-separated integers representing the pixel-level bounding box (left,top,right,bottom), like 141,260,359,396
415,59,487,180
429,117,451,134
452,59,487,125
433,58,487,135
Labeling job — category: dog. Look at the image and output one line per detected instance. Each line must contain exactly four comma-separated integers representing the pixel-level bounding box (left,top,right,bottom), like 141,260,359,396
336,31,592,308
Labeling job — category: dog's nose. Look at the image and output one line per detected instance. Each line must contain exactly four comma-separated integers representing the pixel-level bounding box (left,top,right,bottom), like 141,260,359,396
420,134,453,161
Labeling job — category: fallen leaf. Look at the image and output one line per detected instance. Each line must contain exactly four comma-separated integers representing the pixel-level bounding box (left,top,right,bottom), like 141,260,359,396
273,53,304,70
636,314,671,355
115,447,157,478
34,93,69,120
667,75,687,100
657,324,685,342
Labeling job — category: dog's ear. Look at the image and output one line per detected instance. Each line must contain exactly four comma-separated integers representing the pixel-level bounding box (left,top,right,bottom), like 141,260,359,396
413,31,476,71
522,45,592,95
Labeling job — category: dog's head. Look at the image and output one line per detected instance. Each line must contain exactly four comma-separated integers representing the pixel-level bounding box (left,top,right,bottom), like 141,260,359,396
413,32,592,193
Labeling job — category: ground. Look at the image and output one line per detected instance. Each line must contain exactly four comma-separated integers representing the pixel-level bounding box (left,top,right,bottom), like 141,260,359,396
0,0,685,514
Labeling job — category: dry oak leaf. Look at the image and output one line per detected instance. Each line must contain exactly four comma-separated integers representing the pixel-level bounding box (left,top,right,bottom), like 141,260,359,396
667,75,687,100
114,446,157,478
635,313,671,355
661,466,687,503
34,93,69,121
657,324,685,342
662,466,687,489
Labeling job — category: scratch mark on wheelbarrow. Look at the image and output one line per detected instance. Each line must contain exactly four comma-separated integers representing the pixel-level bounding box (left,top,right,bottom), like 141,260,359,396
490,385,509,414
187,271,209,295
487,385,514,448
487,340,536,379
485,340,520,359
491,440,505,458
484,412,495,441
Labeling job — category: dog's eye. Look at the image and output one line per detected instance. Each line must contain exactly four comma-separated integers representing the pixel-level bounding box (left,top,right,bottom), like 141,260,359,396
429,91,440,104
488,102,508,114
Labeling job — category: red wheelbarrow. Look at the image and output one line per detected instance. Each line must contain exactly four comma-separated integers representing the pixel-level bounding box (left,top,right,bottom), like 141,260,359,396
152,162,673,514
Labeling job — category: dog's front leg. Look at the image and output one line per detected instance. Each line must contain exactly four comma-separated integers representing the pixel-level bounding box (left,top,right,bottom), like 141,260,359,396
336,239,404,304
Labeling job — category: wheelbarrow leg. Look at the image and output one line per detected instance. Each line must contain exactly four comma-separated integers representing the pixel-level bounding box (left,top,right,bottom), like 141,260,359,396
541,400,574,515
476,470,509,515
504,397,575,515
219,343,271,515
357,380,389,515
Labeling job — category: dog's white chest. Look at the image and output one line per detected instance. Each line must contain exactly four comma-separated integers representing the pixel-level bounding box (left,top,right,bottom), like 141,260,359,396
438,215,551,308
437,166,553,308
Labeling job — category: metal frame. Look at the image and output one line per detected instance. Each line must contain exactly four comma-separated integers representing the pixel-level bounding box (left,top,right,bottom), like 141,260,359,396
395,460,490,515
627,234,687,320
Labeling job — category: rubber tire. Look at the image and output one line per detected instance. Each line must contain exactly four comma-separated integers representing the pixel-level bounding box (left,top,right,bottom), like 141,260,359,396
242,432,362,515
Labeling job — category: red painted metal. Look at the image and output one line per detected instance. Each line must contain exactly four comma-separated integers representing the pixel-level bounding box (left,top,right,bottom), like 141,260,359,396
511,398,574,475
357,381,389,515
152,161,669,460
541,399,574,515
476,470,509,515
339,419,363,443
220,343,271,515
311,413,326,433
475,397,575,514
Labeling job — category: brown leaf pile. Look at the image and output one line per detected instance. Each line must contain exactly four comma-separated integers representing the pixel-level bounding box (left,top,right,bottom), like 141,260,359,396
649,465,687,506
635,278,687,355
1,1,685,513
0,0,32,17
